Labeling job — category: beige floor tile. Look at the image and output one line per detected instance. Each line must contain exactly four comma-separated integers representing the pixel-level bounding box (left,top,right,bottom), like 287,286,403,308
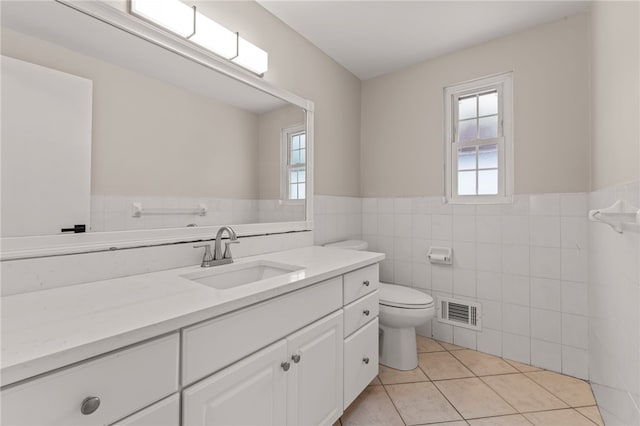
332,420,342,426
504,358,543,372
439,341,466,351
481,374,568,413
451,350,519,376
467,414,533,425
341,385,404,426
524,408,598,425
370,376,382,386
386,382,463,425
434,377,517,419
420,421,469,426
576,406,604,426
418,352,474,381
379,364,429,385
525,371,596,407
417,335,446,352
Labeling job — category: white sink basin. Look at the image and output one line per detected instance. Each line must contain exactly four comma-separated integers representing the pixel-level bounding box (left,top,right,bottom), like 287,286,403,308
181,260,304,290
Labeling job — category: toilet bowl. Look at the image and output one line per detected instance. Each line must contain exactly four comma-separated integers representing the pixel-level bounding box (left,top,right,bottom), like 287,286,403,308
323,239,435,370
378,283,435,370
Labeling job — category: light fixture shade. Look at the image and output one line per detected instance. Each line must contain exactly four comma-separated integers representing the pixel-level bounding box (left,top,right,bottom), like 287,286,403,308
190,12,238,59
131,0,194,38
232,37,268,75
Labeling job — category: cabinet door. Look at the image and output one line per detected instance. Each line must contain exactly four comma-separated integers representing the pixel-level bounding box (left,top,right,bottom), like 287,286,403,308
286,311,344,426
111,394,179,426
183,340,287,426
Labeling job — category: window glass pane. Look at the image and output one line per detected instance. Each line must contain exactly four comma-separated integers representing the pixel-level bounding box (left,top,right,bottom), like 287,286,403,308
478,116,498,139
300,149,306,164
290,170,297,183
290,184,298,199
299,134,305,148
458,119,477,142
457,146,476,170
478,144,498,169
458,96,476,120
458,170,476,195
298,169,305,183
291,150,300,164
478,169,498,195
298,183,306,199
291,135,300,150
479,91,498,116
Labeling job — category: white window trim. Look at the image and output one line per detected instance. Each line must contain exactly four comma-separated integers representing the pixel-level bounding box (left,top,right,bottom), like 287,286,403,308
444,72,514,204
280,123,306,204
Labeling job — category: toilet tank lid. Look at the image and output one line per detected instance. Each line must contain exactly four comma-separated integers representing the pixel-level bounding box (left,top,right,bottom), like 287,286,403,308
323,239,368,250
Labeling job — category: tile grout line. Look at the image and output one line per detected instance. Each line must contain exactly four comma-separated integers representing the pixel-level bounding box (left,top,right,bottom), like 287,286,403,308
379,381,408,426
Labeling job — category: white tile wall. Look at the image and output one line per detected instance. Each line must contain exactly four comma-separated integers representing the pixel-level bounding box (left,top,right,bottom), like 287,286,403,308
361,192,590,379
313,195,363,245
588,181,640,425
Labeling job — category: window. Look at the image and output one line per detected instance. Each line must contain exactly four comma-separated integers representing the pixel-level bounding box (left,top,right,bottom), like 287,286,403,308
444,73,513,203
282,124,306,201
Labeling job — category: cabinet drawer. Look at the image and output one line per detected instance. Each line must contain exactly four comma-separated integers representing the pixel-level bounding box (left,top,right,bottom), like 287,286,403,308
112,393,179,426
182,277,342,385
1,333,179,426
343,264,379,305
343,318,379,409
343,290,379,337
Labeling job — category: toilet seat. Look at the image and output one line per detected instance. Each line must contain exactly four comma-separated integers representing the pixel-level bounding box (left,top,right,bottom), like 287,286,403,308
379,283,434,309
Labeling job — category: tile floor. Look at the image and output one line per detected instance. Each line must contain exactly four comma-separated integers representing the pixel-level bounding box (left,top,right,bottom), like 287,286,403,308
338,337,604,426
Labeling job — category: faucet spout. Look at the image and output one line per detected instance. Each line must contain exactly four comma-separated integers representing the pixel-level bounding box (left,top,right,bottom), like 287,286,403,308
214,226,238,263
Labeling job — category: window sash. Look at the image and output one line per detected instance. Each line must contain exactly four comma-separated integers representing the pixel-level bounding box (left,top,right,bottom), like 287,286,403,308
444,72,513,204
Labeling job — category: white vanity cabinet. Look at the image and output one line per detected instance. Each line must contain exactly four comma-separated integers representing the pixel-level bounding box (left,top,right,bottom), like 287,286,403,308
0,333,180,426
183,311,343,426
342,264,380,409
1,250,383,426
111,394,180,426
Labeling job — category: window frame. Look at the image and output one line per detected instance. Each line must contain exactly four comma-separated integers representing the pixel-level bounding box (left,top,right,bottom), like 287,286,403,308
444,72,514,204
281,123,306,203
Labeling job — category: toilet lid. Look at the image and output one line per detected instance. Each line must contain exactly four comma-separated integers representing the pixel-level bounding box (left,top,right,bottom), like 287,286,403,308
379,283,434,309
323,239,368,250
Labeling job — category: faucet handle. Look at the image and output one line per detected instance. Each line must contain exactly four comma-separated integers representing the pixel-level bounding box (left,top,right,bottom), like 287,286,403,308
223,240,240,259
194,243,214,267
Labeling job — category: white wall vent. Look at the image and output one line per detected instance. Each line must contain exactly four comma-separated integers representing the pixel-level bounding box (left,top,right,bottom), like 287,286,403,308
437,297,482,331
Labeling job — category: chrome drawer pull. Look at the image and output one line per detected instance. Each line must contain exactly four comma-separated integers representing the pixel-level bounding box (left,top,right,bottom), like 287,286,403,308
291,354,301,363
363,309,370,316
80,396,101,415
363,280,370,287
281,361,291,371
362,357,370,364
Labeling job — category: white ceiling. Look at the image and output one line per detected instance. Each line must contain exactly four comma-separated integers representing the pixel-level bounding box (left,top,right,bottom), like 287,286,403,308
258,1,591,80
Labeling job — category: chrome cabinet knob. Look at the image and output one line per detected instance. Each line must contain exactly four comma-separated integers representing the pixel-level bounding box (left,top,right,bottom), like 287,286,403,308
362,357,370,364
363,309,370,316
281,361,291,371
363,280,370,287
291,354,301,363
80,396,100,415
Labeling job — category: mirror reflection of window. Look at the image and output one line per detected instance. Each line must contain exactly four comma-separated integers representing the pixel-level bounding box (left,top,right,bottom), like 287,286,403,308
283,124,306,201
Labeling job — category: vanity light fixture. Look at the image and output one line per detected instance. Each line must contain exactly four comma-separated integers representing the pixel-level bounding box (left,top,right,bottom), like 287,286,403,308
130,0,268,75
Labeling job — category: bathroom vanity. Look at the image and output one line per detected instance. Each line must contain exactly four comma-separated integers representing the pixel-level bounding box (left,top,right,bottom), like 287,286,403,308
0,246,383,425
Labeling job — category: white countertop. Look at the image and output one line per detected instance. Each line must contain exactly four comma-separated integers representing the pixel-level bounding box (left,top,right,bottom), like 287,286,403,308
1,246,384,387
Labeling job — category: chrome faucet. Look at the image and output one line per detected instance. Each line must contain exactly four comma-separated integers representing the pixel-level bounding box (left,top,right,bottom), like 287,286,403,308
194,226,239,268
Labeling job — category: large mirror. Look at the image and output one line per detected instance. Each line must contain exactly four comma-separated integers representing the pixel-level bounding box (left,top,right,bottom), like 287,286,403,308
1,0,313,254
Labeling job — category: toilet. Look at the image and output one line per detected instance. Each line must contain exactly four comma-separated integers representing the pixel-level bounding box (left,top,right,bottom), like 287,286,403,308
323,239,435,370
